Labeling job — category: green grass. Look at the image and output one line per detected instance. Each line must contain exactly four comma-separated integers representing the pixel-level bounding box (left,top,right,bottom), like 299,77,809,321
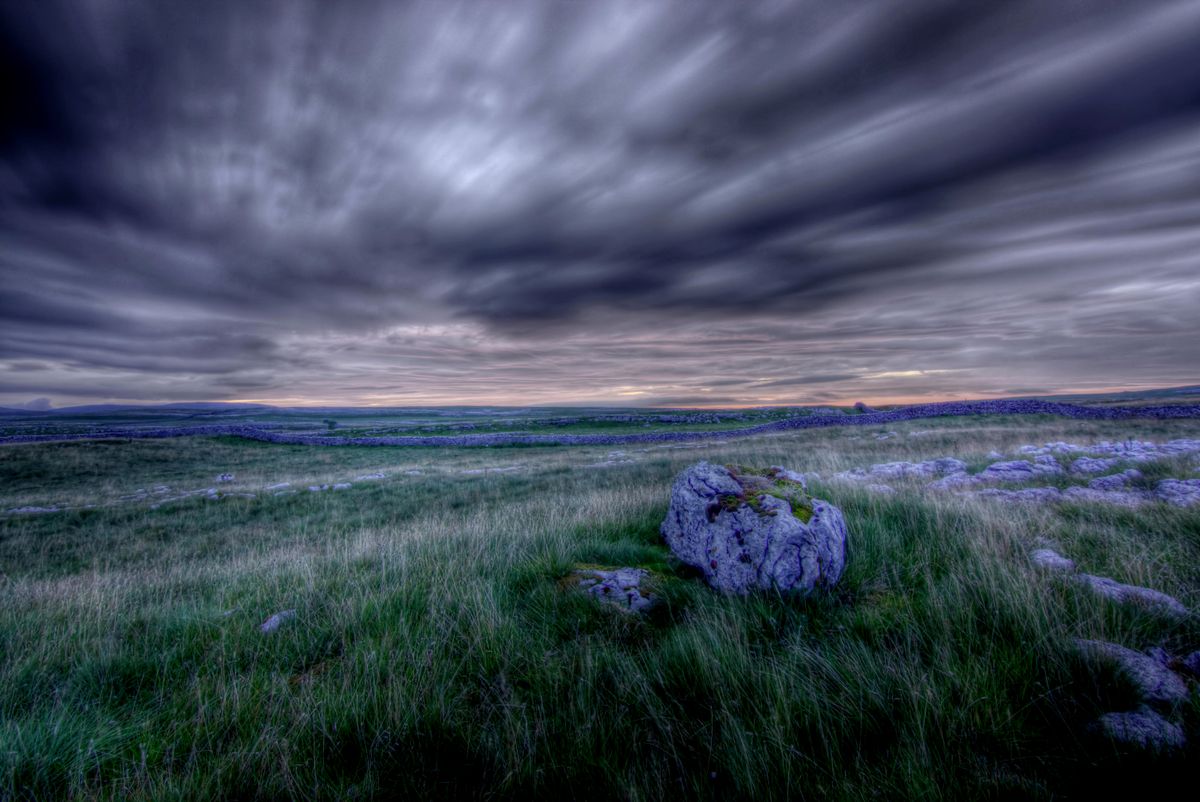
1,415,1199,800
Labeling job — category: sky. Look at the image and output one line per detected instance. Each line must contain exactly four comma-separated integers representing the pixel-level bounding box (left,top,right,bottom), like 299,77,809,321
2,0,1199,409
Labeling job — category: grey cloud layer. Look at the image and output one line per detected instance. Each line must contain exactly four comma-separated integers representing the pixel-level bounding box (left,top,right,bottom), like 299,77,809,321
2,0,1198,405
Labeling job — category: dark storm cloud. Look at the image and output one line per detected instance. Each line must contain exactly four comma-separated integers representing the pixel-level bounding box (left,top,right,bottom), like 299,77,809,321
2,0,1199,406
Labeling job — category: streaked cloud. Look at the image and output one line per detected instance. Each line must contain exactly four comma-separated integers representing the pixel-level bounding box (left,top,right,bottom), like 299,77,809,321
2,1,1198,407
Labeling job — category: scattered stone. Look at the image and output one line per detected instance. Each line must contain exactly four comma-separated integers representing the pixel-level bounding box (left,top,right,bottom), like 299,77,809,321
260,609,296,633
1087,469,1142,491
661,462,847,595
926,472,974,490
986,450,1004,460
1031,548,1075,572
1094,708,1186,751
332,483,352,490
356,473,386,480
769,466,808,488
216,473,234,482
1076,575,1188,618
1075,639,1189,706
973,487,1063,503
1071,457,1122,475
404,469,424,475
865,483,896,494
976,455,1062,483
265,482,291,491
1061,487,1147,508
5,505,60,515
1155,479,1200,507
573,567,654,613
836,457,965,482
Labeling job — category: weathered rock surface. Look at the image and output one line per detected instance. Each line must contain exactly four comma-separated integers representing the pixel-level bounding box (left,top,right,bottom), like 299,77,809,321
1031,548,1075,572
574,567,654,613
1061,486,1147,508
1076,575,1188,618
836,457,965,482
661,462,847,595
1156,478,1200,507
1094,708,1186,751
973,487,1063,503
1075,639,1189,706
260,609,296,633
1087,469,1142,491
769,466,808,488
1071,457,1122,475
976,455,1063,483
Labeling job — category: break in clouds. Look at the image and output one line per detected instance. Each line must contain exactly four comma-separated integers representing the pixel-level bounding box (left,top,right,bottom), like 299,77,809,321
2,0,1199,408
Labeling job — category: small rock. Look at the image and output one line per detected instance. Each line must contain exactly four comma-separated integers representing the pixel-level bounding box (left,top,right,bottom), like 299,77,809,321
1155,479,1200,507
265,482,291,491
332,483,352,490
1071,457,1122,475
217,473,234,483
1031,548,1075,572
769,466,808,488
977,456,1062,483
1075,639,1189,706
260,609,296,633
986,450,1004,460
865,483,895,494
1094,708,1186,751
1061,486,1147,508
574,567,654,613
1087,469,1142,490
1076,575,1188,618
972,487,1063,503
356,473,386,480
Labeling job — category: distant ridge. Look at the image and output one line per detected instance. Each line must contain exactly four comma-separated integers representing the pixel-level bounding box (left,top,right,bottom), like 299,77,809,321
3,398,1198,448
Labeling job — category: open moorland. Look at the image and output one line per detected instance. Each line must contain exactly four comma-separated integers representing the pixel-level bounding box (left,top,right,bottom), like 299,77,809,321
2,402,1200,800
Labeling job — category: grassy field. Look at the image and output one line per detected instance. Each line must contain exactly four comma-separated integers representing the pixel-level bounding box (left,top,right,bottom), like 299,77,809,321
1,414,1198,800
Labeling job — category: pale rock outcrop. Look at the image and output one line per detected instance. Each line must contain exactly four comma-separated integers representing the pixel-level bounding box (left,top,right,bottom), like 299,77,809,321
1155,478,1200,507
1075,639,1188,706
260,609,296,633
1070,457,1122,475
1087,469,1142,491
975,455,1062,483
1030,548,1075,572
1076,575,1188,617
973,487,1063,503
836,457,965,482
1094,708,1186,751
1061,486,1147,508
661,462,847,595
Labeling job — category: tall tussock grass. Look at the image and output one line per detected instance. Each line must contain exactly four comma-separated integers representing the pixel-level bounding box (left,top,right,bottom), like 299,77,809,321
2,417,1198,799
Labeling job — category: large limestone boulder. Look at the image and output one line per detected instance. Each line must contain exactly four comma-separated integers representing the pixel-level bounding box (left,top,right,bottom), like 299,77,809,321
661,462,847,594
